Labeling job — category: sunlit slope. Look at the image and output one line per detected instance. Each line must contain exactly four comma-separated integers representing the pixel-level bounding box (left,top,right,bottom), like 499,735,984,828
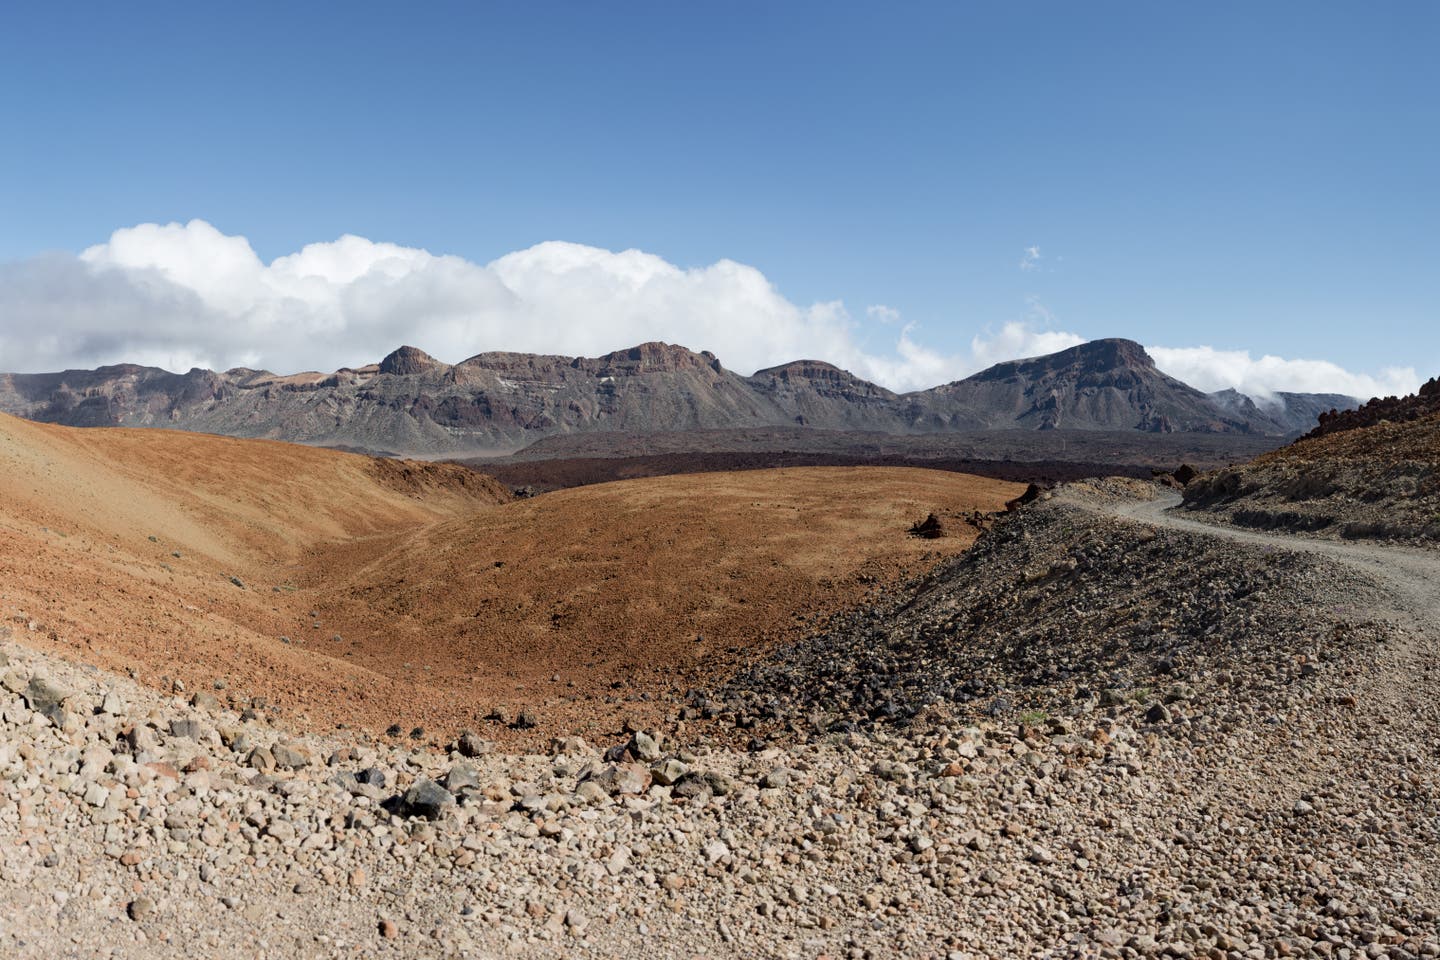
0,412,510,722
0,412,1022,742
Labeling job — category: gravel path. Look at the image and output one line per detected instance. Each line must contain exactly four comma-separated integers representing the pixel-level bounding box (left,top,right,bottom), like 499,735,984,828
1115,493,1440,621
1119,492,1440,737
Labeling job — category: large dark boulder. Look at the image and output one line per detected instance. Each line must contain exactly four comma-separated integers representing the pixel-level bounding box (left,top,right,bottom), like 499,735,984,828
396,779,455,820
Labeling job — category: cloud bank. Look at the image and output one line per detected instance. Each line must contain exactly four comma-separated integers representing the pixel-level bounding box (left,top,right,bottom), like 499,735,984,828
1148,346,1418,403
0,219,1415,400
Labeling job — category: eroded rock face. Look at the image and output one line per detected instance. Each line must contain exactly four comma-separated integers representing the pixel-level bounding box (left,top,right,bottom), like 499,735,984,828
377,345,442,377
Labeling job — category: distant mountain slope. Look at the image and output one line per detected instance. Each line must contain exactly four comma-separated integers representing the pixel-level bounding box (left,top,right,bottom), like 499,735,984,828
0,338,1361,455
747,359,901,430
1208,388,1360,436
0,343,786,453
912,338,1266,433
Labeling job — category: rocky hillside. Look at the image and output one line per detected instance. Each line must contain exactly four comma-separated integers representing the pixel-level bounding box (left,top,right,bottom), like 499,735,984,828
718,480,1385,727
0,339,1359,455
1184,378,1440,543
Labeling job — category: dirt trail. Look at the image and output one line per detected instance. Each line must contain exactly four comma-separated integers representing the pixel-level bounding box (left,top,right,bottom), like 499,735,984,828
1117,493,1440,869
1115,492,1440,733
1115,492,1439,621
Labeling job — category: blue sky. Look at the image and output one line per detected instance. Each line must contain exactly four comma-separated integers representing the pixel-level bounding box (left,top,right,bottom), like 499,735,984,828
1,1,1435,396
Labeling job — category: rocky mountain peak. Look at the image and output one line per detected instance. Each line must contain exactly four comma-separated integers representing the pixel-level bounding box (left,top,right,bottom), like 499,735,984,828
379,345,443,376
749,360,897,400
753,359,844,380
594,342,723,374
1072,337,1155,369
975,338,1156,383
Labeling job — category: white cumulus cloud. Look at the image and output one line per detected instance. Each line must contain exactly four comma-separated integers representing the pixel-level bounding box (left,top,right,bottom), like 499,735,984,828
971,321,1085,370
0,219,1411,401
866,304,902,325
0,219,1072,392
1149,345,1418,403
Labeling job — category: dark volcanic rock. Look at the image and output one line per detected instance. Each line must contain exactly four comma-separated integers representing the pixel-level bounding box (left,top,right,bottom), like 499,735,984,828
356,767,387,788
23,675,71,727
908,514,944,539
455,731,492,757
442,764,480,793
1005,483,1047,511
1305,376,1440,440
712,483,1379,732
397,779,455,820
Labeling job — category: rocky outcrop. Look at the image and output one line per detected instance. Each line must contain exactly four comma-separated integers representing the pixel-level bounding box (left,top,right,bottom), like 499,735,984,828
377,345,442,377
1304,376,1440,440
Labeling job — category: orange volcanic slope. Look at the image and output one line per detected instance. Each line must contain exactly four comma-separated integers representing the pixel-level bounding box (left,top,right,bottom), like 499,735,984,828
0,412,509,724
0,413,1023,744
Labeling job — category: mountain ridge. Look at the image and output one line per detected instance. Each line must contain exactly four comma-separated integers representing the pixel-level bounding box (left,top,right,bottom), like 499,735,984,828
0,338,1362,456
